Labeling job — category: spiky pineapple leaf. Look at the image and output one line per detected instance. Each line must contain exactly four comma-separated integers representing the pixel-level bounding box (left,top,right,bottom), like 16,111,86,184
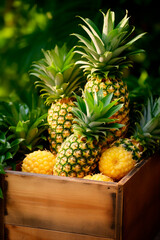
73,9,146,78
133,95,160,154
72,90,123,140
78,16,103,43
30,44,84,104
101,9,115,43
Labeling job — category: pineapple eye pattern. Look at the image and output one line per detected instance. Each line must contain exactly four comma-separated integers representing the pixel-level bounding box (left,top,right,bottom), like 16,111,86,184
47,101,75,154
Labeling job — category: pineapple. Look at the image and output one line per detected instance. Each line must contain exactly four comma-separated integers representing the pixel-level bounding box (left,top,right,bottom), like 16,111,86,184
30,44,83,155
72,9,146,146
84,173,113,182
99,95,160,181
22,150,56,175
53,89,123,178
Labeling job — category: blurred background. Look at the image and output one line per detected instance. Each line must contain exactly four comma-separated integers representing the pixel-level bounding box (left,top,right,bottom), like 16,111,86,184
0,0,159,101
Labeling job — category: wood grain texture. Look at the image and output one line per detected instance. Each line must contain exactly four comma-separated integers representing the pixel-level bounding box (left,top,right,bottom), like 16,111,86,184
4,171,117,239
119,153,160,240
5,224,114,240
0,174,4,240
115,184,123,240
3,153,160,240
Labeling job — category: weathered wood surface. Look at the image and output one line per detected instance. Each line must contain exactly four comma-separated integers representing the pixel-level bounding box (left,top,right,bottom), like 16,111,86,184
5,224,114,240
4,171,117,239
2,153,160,240
119,153,160,240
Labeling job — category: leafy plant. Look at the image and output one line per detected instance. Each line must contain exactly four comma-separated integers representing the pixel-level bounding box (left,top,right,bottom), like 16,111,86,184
0,0,159,98
0,84,48,199
0,100,48,157
125,70,159,103
0,130,23,198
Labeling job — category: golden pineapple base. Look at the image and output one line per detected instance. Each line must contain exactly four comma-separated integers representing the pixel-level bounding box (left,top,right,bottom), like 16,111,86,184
22,150,56,175
99,146,136,181
1,153,160,240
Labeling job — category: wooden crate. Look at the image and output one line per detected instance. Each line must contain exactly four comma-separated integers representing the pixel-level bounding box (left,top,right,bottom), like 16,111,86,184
0,153,160,240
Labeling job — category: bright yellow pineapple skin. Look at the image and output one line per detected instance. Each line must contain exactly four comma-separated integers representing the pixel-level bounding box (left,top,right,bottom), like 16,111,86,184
99,146,136,181
48,98,75,155
22,150,56,175
84,173,114,182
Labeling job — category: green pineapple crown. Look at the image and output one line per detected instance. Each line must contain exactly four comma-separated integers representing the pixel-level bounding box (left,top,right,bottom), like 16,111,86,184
72,89,124,141
72,9,146,79
133,95,160,151
30,44,83,105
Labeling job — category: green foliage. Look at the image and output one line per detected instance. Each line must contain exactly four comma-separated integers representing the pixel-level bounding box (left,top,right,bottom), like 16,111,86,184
129,95,160,156
0,86,48,199
72,90,123,140
124,69,160,107
0,130,23,198
30,44,84,104
0,188,3,199
73,9,146,79
0,131,23,174
0,97,48,157
0,0,102,98
0,0,159,101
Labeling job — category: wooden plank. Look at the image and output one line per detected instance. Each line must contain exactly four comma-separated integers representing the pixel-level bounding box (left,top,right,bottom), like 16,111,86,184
115,184,123,240
4,224,114,240
0,174,4,240
4,171,117,239
119,153,160,240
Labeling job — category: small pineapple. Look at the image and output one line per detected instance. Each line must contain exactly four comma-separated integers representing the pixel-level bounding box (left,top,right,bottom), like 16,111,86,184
84,173,113,182
72,9,146,146
99,145,135,180
53,89,123,178
22,150,56,174
30,44,83,155
99,96,160,181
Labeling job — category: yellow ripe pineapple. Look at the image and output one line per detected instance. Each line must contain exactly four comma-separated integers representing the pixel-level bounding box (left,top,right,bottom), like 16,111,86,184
84,173,114,182
99,96,160,181
72,9,145,147
22,150,56,175
30,45,83,155
53,89,123,178
99,145,136,180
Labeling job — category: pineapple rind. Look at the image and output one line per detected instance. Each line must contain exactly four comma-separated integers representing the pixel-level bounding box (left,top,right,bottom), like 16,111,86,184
113,138,143,161
99,145,136,180
48,99,75,155
53,134,101,178
22,150,56,175
84,173,114,182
